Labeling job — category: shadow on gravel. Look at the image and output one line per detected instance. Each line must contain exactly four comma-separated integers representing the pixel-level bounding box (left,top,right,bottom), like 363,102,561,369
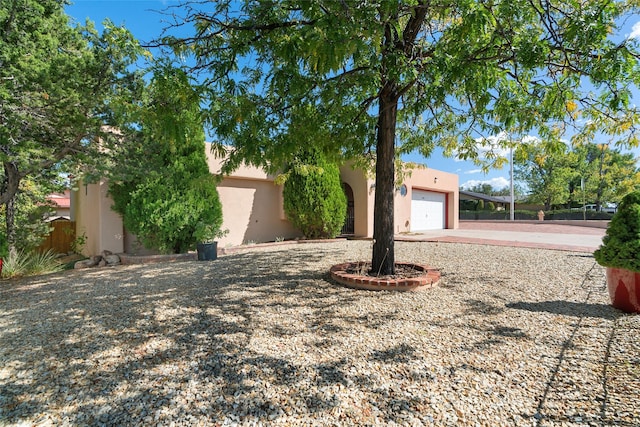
1,244,635,425
507,300,620,321
510,299,637,427
0,245,413,424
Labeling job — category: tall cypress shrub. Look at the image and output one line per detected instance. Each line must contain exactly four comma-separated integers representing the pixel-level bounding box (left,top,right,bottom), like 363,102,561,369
109,64,223,254
283,148,347,239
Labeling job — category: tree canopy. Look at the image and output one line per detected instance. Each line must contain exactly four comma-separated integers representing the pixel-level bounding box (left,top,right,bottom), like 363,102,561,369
108,64,224,254
0,0,141,201
462,183,515,197
1,0,141,250
165,0,640,274
514,141,577,210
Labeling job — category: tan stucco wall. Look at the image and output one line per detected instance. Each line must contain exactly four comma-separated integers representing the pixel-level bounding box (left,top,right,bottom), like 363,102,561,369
206,147,303,247
216,177,302,247
338,164,375,237
206,146,276,181
73,181,124,256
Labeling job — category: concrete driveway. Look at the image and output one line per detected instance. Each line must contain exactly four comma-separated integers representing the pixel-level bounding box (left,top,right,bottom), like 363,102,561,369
396,220,607,253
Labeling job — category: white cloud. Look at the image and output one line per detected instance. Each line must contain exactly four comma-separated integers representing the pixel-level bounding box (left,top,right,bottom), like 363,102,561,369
464,169,483,174
521,135,540,144
451,133,541,163
470,132,511,159
461,176,510,190
629,21,640,40
454,132,534,161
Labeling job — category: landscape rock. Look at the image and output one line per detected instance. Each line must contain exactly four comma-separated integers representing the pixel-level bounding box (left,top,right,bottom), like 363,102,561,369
73,253,121,269
104,254,121,265
74,259,94,269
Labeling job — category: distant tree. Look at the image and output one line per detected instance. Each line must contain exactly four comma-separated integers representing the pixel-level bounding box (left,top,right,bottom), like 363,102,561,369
574,143,640,209
282,147,347,239
167,0,640,274
516,141,640,209
466,183,495,195
109,64,223,254
0,0,140,252
493,186,519,197
515,141,578,210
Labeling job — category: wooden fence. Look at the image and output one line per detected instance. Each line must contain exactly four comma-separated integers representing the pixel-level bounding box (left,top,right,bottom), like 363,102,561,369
38,219,75,254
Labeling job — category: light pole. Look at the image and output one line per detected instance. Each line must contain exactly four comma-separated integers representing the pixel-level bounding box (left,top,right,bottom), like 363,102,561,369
581,177,586,221
510,145,515,221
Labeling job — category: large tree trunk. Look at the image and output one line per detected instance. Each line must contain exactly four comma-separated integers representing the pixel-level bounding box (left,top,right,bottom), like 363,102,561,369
371,85,398,276
1,161,21,206
2,162,20,254
5,195,16,254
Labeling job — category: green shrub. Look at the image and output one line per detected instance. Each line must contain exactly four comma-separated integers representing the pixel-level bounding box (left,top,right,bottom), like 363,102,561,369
594,191,640,272
1,249,63,279
70,231,87,255
476,200,485,211
108,65,224,254
0,178,56,254
459,209,539,220
486,201,495,211
1,250,30,278
116,174,223,254
544,209,613,220
26,250,65,276
283,148,347,239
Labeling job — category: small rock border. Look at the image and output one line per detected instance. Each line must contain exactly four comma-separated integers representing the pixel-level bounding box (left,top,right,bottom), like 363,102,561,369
74,250,121,269
330,261,440,291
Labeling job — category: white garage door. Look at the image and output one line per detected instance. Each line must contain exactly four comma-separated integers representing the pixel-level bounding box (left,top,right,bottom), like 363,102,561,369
411,190,445,231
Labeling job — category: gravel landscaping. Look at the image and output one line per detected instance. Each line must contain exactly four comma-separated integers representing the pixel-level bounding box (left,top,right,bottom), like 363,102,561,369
1,240,638,426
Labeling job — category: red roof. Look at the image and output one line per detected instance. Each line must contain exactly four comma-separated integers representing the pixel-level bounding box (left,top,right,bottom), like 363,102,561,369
47,190,70,209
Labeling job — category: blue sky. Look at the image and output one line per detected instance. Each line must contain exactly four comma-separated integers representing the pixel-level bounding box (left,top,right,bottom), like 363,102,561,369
65,1,640,191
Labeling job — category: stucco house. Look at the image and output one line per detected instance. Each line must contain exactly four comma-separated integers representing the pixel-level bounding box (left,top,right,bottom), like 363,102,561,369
71,145,459,256
459,190,512,211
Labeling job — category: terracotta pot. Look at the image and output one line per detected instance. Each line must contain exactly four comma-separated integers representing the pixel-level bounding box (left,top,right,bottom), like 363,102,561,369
605,267,640,313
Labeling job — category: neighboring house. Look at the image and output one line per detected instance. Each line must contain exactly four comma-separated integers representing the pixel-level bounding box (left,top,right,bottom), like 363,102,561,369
46,190,71,220
459,190,512,210
72,145,459,256
41,190,74,253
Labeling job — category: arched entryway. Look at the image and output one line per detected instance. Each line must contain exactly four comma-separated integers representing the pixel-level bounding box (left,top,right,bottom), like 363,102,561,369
341,183,355,235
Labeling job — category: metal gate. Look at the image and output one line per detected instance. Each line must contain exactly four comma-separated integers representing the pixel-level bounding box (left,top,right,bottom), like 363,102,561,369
341,183,354,235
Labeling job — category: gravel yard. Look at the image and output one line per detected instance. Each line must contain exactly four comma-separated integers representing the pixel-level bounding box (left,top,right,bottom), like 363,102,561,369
1,240,638,426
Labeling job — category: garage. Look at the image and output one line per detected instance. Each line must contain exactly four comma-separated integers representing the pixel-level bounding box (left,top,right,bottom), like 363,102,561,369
410,190,446,231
